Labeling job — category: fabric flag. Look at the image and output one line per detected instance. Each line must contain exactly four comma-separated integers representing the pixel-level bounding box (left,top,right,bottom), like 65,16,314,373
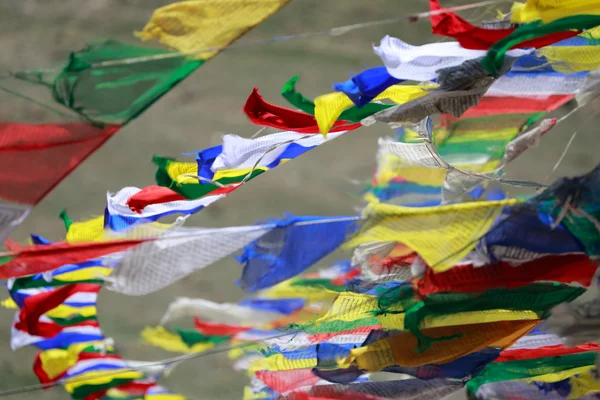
374,35,531,82
293,378,463,400
0,122,119,205
281,75,395,122
511,0,600,24
314,84,431,135
416,254,597,296
534,163,600,258
107,225,273,295
136,0,291,60
340,320,539,371
536,28,600,73
0,237,147,279
481,16,600,75
244,88,361,133
154,129,347,200
237,214,359,292
467,350,600,397
345,198,518,272
477,204,587,264
332,66,402,108
429,0,581,50
16,39,202,126
105,185,231,231
159,297,287,326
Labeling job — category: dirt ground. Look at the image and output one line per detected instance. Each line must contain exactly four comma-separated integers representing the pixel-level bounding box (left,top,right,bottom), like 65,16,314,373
0,1,598,399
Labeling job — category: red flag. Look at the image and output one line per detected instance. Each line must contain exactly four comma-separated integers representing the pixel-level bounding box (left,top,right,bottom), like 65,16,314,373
16,284,101,337
0,122,119,205
0,238,149,279
244,88,361,133
417,254,598,296
256,369,321,394
429,0,580,50
194,317,251,336
126,184,238,213
496,343,600,363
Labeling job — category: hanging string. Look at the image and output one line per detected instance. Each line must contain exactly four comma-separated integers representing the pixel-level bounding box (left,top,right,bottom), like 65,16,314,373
1,0,511,76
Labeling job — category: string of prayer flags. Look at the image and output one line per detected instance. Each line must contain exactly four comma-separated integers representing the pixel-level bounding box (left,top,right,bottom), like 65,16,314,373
5,238,187,399
429,0,581,50
152,129,348,200
244,88,361,133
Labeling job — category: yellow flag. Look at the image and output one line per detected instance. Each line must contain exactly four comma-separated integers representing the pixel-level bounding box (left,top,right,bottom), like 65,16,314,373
339,319,538,371
136,0,291,60
345,198,519,271
511,0,600,23
536,28,600,73
141,326,214,354
314,85,431,135
66,215,173,244
0,297,17,309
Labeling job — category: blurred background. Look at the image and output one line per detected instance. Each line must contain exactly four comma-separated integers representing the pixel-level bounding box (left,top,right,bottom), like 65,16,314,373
0,0,598,398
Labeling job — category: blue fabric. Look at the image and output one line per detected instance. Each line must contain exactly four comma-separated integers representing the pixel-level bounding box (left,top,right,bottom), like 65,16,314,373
238,298,305,315
481,206,585,262
333,66,402,108
316,343,355,369
236,214,359,292
103,201,209,231
34,332,105,350
196,145,223,182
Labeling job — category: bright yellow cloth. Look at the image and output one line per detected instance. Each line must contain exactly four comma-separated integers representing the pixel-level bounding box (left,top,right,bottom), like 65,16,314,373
46,305,96,320
379,309,540,330
345,198,519,272
66,215,172,244
340,319,538,371
511,0,600,23
141,326,215,354
314,85,431,135
53,266,112,282
136,0,291,60
39,342,115,380
536,27,600,73
249,354,318,372
261,278,339,303
1,297,17,309
64,370,144,394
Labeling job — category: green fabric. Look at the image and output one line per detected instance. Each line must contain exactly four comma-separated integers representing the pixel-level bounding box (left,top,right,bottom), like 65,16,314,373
175,327,232,347
0,255,14,266
17,39,203,125
153,155,265,200
302,317,380,335
59,209,73,232
466,350,599,395
539,200,600,257
390,283,584,353
482,16,600,74
49,314,97,326
70,377,137,399
290,278,346,292
281,75,394,122
9,277,103,291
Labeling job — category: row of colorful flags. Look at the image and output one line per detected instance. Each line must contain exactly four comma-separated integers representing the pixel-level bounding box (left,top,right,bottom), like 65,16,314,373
2,0,600,399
